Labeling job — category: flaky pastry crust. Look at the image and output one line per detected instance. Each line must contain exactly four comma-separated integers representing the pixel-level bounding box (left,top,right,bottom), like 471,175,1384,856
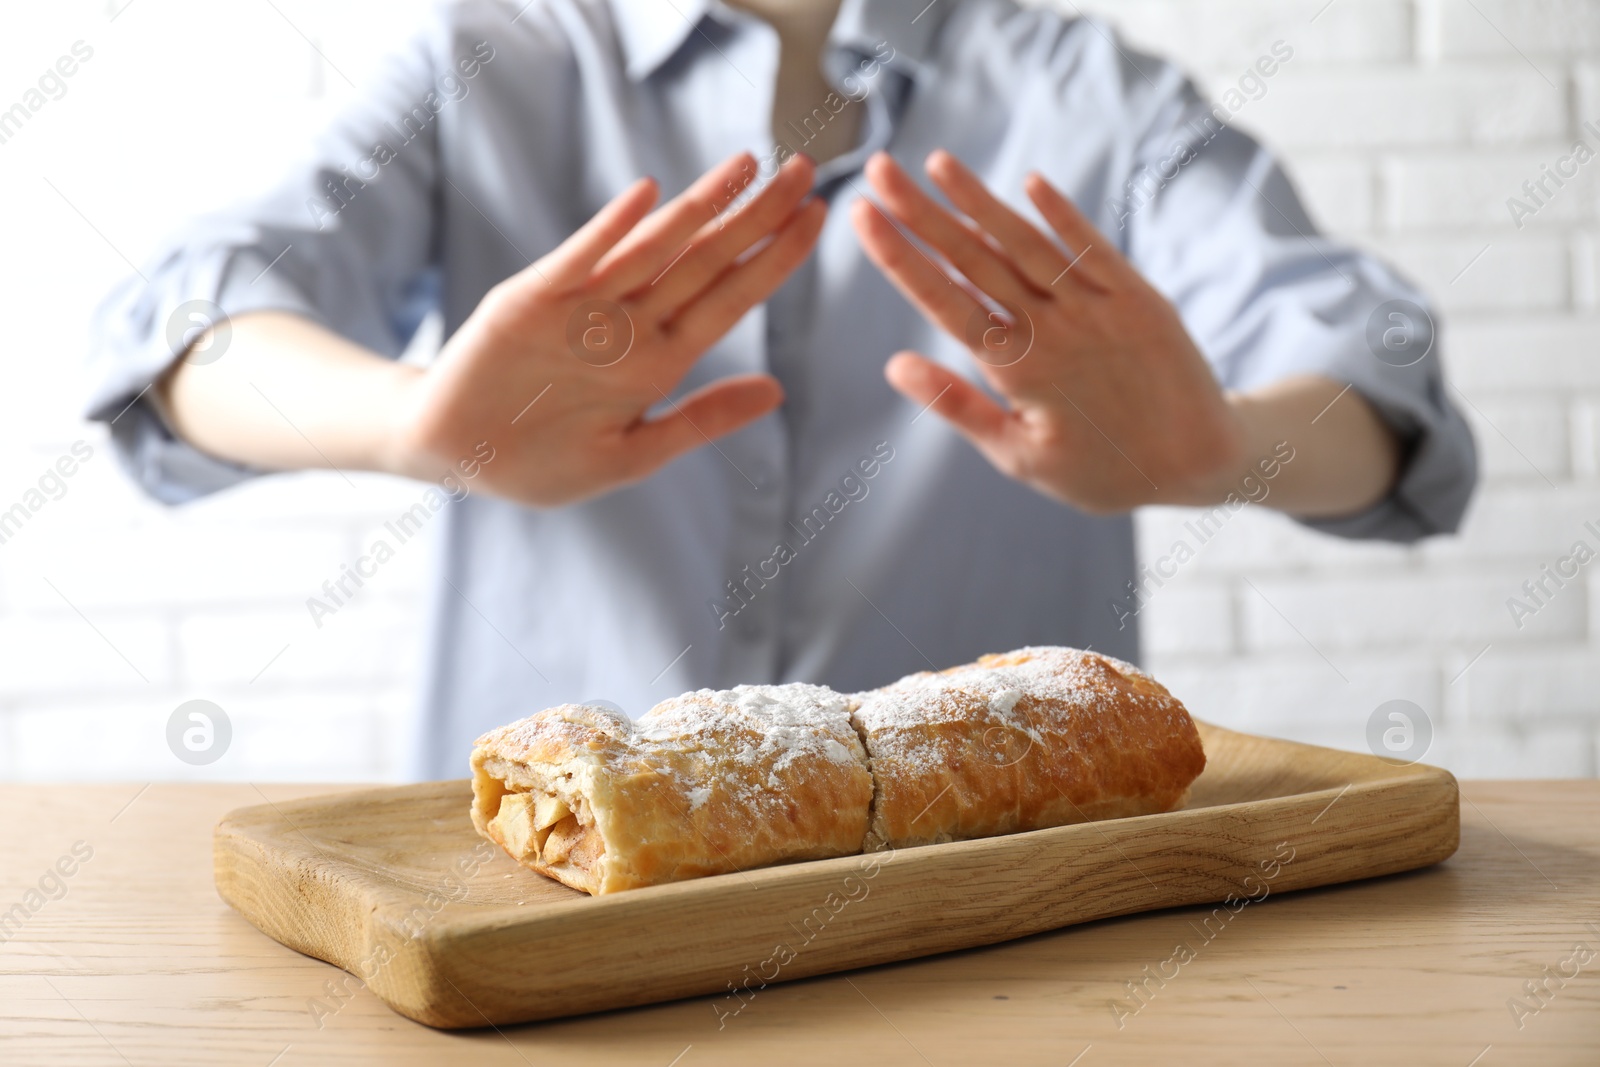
471,647,1206,894
850,646,1206,849
470,685,873,894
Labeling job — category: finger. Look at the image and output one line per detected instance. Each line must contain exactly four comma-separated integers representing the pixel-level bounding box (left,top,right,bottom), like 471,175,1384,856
663,197,827,356
513,177,659,294
925,150,1072,294
863,152,1034,307
1023,172,1129,291
626,374,784,477
885,352,1011,449
629,154,817,320
591,153,761,295
852,195,987,342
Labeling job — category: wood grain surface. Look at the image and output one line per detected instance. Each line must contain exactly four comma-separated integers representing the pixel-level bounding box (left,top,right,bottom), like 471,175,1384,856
2,771,1598,1063
210,722,1461,1028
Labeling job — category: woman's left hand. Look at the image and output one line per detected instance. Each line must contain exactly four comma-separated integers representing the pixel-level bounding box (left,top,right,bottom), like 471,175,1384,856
852,149,1250,514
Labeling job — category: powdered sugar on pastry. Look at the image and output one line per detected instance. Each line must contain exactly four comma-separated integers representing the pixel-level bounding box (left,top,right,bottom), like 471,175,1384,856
849,646,1206,850
637,683,864,772
470,646,1205,892
470,683,874,894
631,684,868,815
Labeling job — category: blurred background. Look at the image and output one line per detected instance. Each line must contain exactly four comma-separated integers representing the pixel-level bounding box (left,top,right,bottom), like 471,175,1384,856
0,0,1593,781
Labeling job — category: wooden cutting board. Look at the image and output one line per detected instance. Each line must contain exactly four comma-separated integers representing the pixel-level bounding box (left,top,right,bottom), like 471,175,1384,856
212,721,1458,1029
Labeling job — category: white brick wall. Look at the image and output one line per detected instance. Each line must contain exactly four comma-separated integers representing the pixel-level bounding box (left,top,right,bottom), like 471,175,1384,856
0,0,433,783
0,0,1592,781
1072,0,1600,777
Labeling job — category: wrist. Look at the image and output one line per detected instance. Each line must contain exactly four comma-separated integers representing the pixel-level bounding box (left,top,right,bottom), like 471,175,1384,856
1156,393,1255,507
373,361,441,482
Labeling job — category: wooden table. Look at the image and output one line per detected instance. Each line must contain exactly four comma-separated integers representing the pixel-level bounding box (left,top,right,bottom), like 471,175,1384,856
1,782,1597,1065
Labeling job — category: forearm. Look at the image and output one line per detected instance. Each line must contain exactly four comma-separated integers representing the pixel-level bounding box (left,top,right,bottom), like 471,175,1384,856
153,311,420,477
1192,374,1403,518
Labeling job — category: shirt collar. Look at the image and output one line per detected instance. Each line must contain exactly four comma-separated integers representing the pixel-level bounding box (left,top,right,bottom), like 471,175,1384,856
607,0,953,82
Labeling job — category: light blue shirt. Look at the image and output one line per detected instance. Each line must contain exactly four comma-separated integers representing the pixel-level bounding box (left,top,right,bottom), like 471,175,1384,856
87,0,1476,779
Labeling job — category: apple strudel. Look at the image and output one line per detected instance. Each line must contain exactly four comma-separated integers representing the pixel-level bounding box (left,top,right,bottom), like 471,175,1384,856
850,646,1206,850
470,684,873,895
471,646,1205,894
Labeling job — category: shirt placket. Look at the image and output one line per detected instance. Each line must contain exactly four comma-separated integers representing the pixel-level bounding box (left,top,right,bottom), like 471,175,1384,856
707,14,788,685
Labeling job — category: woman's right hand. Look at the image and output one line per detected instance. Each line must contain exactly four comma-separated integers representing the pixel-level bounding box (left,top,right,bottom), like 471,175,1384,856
389,152,825,506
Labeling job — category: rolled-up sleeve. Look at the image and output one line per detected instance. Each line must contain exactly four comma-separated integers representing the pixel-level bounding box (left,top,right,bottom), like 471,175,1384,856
85,9,447,504
1119,62,1477,542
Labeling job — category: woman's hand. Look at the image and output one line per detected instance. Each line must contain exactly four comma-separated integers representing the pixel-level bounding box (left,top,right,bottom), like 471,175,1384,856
852,149,1251,514
157,154,826,507
393,152,826,506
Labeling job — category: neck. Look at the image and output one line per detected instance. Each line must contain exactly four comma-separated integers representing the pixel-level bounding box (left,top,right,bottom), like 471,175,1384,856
722,0,861,165
722,0,843,47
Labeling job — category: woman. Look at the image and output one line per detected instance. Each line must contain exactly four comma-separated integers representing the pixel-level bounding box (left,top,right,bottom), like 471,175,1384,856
87,0,1476,777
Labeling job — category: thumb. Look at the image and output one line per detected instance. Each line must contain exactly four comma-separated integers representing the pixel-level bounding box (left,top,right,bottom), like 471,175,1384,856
887,352,1010,448
625,375,784,479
